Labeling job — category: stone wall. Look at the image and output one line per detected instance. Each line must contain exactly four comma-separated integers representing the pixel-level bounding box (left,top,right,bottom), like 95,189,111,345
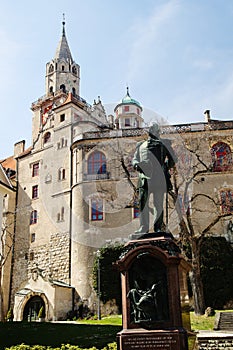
28,231,70,283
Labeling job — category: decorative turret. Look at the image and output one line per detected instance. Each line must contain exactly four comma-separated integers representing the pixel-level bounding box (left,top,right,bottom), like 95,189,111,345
45,16,80,96
114,87,143,129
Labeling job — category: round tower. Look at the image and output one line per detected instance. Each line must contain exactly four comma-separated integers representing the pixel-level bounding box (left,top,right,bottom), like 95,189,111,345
114,87,143,129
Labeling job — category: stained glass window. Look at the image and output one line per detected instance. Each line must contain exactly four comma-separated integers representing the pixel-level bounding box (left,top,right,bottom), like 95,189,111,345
220,189,233,214
211,142,232,172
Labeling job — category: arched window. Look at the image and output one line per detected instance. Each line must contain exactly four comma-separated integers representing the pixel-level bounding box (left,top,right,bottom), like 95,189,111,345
220,189,233,214
30,210,38,225
72,87,76,96
60,84,66,92
49,64,54,73
211,142,232,172
44,132,51,144
88,151,106,175
49,86,53,94
72,66,77,74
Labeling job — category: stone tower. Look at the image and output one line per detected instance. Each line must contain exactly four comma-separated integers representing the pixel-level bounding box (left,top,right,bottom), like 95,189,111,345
45,17,80,97
12,19,109,321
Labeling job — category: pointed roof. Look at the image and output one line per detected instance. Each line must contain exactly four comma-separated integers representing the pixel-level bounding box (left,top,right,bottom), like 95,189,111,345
55,17,73,63
0,164,14,191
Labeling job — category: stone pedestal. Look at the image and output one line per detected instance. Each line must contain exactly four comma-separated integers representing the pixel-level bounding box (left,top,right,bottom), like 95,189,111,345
115,233,190,350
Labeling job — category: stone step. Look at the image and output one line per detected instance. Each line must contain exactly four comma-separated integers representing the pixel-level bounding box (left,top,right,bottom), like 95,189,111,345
214,312,233,330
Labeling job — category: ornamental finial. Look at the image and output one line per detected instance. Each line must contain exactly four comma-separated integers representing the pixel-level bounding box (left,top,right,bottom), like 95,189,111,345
62,13,65,35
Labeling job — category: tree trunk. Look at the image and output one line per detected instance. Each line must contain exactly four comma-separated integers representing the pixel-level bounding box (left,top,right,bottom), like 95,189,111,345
189,239,205,315
0,277,4,321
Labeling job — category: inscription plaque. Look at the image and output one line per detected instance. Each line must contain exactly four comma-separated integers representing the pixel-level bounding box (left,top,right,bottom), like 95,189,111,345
123,336,177,349
117,330,188,350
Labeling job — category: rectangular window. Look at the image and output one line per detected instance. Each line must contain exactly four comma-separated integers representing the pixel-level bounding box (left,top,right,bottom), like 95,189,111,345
32,163,39,177
220,190,233,214
125,118,130,127
60,114,65,122
133,200,140,218
31,233,36,243
124,106,129,112
91,199,103,221
133,207,140,219
32,185,38,199
30,210,38,224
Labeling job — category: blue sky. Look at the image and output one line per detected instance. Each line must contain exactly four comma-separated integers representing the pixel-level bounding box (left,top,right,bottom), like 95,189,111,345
1,0,233,158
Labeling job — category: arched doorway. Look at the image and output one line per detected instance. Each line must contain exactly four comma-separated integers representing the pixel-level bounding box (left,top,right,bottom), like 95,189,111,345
23,295,45,321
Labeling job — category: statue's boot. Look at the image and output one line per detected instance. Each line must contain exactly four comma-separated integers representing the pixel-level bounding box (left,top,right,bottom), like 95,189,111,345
129,226,149,240
134,226,149,234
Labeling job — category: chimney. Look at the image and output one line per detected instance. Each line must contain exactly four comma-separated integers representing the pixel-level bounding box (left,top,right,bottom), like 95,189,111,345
204,110,211,123
14,140,25,158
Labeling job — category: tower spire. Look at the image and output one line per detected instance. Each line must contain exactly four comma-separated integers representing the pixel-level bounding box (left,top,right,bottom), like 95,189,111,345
46,17,80,96
62,13,65,36
54,15,73,63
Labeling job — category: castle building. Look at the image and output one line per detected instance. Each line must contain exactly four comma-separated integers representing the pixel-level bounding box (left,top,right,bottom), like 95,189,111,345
8,20,146,321
1,21,233,321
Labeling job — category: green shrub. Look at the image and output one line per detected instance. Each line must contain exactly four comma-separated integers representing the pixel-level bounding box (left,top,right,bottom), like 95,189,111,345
6,307,13,321
5,344,117,350
102,343,117,350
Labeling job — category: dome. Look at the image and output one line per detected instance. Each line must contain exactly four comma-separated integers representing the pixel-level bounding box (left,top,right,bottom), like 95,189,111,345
114,87,142,111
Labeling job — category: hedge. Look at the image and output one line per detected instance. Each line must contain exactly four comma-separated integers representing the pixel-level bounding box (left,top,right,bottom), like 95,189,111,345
5,342,117,350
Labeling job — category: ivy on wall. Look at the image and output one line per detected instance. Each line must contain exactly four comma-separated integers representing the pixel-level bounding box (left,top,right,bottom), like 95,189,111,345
92,244,124,311
200,237,233,309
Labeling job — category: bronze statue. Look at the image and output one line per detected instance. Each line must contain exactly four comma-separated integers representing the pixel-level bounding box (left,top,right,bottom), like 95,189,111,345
132,123,176,234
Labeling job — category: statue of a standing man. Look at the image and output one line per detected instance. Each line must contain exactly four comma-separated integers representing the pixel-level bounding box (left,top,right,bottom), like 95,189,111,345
132,123,176,234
